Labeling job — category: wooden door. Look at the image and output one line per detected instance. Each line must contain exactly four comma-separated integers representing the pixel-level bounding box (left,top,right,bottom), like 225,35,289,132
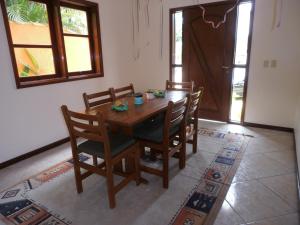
182,2,237,122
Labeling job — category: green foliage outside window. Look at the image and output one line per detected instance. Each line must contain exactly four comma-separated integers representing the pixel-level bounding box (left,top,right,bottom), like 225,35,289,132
5,0,87,34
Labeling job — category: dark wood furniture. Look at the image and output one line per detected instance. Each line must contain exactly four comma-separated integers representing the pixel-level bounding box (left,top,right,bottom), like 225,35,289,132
166,80,194,92
85,90,188,127
111,83,135,100
133,98,189,189
83,89,113,110
186,87,204,153
61,105,140,209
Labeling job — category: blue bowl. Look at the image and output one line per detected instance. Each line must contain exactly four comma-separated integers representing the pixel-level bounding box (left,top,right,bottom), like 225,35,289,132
134,96,144,105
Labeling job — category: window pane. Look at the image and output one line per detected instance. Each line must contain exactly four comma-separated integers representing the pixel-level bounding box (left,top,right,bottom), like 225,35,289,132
172,11,183,65
14,48,55,77
5,0,51,45
64,36,92,73
60,7,88,35
234,2,252,65
230,68,246,122
172,67,183,85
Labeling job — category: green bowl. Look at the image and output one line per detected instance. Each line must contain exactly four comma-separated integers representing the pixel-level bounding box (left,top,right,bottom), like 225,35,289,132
153,91,165,98
112,105,128,112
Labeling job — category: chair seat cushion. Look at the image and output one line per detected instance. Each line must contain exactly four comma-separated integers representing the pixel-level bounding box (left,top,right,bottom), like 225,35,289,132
136,112,165,129
77,132,136,158
133,120,180,143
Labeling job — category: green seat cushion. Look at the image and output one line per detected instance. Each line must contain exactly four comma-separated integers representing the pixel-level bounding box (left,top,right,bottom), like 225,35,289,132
77,132,136,158
133,121,180,144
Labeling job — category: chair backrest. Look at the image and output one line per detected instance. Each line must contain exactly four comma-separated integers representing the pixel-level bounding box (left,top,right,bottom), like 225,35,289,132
111,83,135,100
187,87,204,119
163,97,189,143
61,105,112,159
83,90,113,110
166,80,194,92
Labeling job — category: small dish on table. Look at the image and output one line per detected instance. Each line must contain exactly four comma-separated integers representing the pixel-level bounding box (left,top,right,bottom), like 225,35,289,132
147,89,166,98
112,100,128,112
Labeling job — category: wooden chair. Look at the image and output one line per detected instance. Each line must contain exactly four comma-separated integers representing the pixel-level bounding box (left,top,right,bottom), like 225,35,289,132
61,105,140,209
133,98,189,189
166,80,194,92
83,89,113,110
111,83,135,100
186,87,204,153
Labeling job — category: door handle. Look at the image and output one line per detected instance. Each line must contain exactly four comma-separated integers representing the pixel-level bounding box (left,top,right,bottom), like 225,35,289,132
222,66,231,69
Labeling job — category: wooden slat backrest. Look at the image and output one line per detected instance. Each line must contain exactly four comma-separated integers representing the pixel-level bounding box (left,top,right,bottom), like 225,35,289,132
62,105,107,142
111,83,135,100
83,89,113,110
187,87,204,118
61,105,113,159
163,97,188,143
166,80,194,93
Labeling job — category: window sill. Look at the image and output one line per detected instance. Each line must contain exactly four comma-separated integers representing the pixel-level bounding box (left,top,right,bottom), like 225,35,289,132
17,73,103,89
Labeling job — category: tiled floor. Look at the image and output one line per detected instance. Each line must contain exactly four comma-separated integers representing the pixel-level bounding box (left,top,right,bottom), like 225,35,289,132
209,121,300,225
0,121,299,225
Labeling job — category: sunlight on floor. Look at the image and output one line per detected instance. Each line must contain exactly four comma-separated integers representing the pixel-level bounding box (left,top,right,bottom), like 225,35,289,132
230,92,243,122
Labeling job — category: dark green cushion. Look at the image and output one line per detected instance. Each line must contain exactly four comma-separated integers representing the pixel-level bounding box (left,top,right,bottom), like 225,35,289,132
136,112,165,128
133,121,180,143
77,132,136,158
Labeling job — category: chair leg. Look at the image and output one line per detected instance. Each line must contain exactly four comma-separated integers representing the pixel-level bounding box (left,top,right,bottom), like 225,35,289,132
179,133,186,170
193,122,198,154
162,150,169,189
134,148,141,185
106,165,116,209
192,133,197,154
93,155,98,166
73,160,83,193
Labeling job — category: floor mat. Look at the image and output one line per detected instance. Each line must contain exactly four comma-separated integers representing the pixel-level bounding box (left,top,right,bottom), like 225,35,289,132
0,128,250,225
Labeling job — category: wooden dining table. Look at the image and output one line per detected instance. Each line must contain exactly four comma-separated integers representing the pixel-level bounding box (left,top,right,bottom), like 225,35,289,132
85,90,188,128
84,90,188,181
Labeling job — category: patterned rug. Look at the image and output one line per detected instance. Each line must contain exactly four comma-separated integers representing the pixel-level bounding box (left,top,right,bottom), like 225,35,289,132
0,154,90,225
0,128,250,225
170,128,251,225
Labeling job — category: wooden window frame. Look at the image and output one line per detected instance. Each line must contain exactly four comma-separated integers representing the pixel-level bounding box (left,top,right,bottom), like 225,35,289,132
0,0,104,89
170,10,183,82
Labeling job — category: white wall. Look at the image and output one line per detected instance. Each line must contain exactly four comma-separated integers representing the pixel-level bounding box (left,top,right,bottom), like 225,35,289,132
0,0,133,163
131,0,300,128
245,0,300,128
295,94,300,177
2,0,300,163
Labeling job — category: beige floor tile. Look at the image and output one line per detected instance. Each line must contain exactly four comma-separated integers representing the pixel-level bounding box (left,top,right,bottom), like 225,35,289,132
226,180,295,222
244,138,293,155
244,213,300,225
263,151,297,171
259,173,299,210
232,153,293,182
213,200,245,225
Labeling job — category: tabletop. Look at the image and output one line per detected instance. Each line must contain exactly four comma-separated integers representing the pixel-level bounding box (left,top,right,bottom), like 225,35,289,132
85,90,188,127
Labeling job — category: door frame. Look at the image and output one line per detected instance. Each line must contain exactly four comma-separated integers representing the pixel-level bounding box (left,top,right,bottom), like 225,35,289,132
169,0,256,124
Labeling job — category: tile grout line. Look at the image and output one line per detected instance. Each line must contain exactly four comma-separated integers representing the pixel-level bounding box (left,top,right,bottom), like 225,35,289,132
257,178,300,213
241,211,300,225
223,199,247,224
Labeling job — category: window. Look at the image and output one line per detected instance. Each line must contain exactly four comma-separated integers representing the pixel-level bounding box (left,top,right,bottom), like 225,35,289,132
230,1,252,122
171,11,183,84
1,0,103,88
